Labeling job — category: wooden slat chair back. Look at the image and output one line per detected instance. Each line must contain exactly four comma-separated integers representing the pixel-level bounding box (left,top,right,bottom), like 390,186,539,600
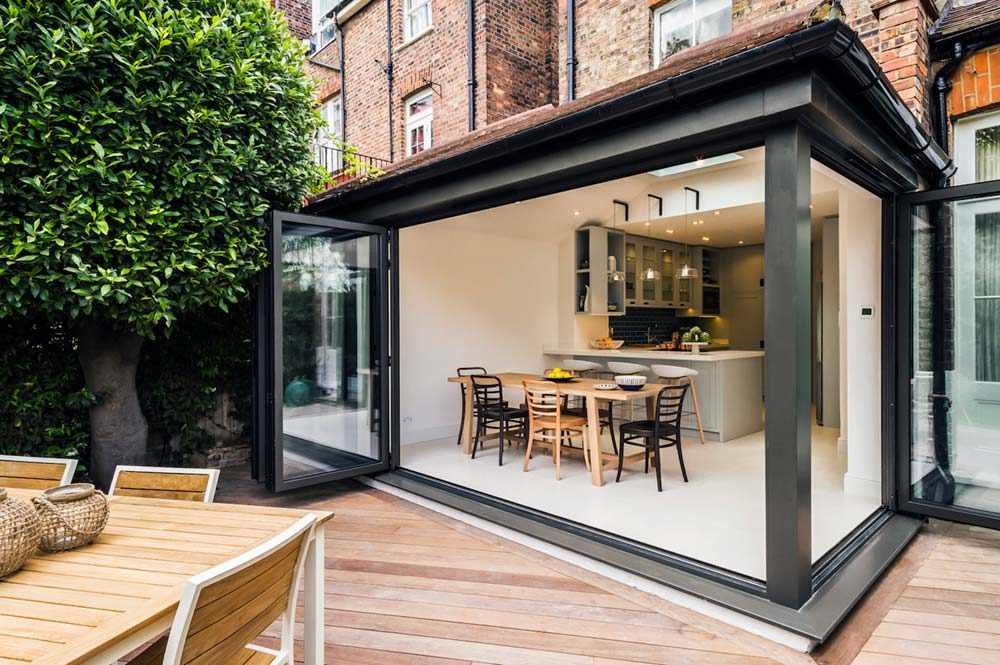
109,466,221,502
131,514,317,665
521,380,588,480
0,454,76,489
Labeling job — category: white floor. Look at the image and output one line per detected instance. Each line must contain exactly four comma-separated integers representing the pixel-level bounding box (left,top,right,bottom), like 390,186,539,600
401,423,880,580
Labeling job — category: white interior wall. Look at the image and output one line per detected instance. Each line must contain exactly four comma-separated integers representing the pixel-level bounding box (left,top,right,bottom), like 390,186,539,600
838,188,882,499
398,223,559,445
822,216,840,428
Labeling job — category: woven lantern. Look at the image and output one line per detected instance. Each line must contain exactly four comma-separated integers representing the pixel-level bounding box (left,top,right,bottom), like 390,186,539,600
33,483,109,552
0,488,41,579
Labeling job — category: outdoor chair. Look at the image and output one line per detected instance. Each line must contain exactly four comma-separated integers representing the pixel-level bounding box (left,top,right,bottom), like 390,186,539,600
128,513,317,665
109,466,220,503
0,454,77,490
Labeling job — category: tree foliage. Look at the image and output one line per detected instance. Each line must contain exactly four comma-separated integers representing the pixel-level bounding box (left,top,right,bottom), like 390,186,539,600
0,0,326,335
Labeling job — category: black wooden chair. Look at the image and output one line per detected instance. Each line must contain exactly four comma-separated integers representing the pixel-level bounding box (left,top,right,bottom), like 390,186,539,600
456,366,487,445
616,384,690,492
471,375,528,466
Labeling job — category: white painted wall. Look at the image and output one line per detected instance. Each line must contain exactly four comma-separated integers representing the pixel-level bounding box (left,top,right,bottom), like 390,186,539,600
839,190,882,499
398,222,560,445
822,216,840,428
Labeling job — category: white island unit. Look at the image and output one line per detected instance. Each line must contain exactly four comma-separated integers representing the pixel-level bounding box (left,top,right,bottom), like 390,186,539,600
543,346,764,442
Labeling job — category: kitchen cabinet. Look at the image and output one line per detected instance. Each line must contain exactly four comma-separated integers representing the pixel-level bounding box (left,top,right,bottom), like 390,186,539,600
623,234,694,309
575,226,626,316
689,247,720,316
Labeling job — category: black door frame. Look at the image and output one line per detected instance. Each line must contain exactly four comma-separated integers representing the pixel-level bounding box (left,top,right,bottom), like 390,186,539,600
894,178,1000,530
254,210,392,492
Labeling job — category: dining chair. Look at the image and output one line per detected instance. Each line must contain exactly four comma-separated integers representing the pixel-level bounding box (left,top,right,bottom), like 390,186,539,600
455,366,488,445
650,364,705,444
617,384,690,492
522,380,589,480
128,514,317,665
0,454,77,490
470,375,528,466
109,466,221,502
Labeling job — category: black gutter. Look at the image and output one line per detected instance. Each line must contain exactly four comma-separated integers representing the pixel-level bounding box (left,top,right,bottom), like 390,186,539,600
467,0,476,131
386,0,395,162
337,15,346,141
308,20,953,213
566,0,576,101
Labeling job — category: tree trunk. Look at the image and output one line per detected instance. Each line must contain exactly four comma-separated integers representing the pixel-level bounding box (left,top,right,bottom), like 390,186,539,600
76,317,148,489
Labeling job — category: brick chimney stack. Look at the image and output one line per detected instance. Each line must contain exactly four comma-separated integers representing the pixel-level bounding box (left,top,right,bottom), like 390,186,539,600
871,0,939,127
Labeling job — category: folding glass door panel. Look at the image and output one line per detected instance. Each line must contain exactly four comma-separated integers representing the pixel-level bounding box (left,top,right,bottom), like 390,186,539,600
900,184,1000,526
256,211,390,492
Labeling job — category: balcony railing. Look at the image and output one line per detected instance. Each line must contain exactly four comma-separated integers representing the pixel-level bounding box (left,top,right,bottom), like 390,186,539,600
316,144,391,183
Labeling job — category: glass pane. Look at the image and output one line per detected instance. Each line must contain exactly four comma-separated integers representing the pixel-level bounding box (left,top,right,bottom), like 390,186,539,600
625,242,637,299
677,248,691,303
409,125,425,155
280,225,381,483
660,248,674,302
658,2,693,60
695,0,732,44
408,94,432,117
642,245,657,300
911,195,1000,515
975,126,1000,182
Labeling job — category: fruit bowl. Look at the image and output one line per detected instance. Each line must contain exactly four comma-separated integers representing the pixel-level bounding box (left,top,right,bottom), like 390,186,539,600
591,338,625,350
615,375,647,391
544,369,576,383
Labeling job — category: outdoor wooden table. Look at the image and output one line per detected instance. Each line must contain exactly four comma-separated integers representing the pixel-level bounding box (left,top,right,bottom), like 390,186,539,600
449,371,666,487
0,487,332,665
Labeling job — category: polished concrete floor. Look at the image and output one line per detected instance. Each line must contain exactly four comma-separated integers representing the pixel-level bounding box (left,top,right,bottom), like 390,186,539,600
402,423,881,580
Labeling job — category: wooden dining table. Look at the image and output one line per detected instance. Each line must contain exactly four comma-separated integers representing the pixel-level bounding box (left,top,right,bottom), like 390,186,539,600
0,488,333,665
449,372,667,487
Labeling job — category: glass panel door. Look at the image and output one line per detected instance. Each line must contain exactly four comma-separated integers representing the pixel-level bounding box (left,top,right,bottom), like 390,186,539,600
901,185,1000,526
256,211,390,492
625,240,637,302
660,247,675,305
642,244,657,303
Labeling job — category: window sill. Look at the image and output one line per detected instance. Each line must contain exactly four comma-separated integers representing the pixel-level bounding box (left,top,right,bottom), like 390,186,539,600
399,27,434,52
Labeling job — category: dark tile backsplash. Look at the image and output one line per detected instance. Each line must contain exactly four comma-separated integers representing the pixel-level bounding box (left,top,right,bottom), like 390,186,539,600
610,308,680,345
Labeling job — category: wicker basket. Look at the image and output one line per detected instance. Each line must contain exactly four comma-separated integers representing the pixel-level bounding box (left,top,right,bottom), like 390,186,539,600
32,483,109,552
0,488,41,579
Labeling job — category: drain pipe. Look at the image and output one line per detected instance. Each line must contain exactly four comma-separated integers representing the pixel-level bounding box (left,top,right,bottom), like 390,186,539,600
931,40,965,185
386,0,395,162
467,0,476,131
337,16,346,141
566,0,576,101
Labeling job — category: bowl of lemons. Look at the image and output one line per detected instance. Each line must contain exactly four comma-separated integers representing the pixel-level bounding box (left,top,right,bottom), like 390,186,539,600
544,368,576,383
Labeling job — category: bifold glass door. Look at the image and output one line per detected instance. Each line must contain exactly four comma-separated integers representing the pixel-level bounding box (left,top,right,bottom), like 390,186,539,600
255,211,390,492
899,183,1000,527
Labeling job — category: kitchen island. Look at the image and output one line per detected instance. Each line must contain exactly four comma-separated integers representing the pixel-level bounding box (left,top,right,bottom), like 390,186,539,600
543,346,764,442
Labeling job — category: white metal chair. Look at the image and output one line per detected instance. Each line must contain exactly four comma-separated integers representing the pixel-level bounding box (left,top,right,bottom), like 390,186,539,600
129,514,318,665
0,454,77,489
650,364,706,444
607,361,651,420
109,466,221,503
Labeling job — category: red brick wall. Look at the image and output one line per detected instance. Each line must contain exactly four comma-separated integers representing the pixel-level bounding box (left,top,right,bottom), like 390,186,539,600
482,0,555,124
948,45,1000,119
343,1,392,159
273,0,312,40
872,0,935,126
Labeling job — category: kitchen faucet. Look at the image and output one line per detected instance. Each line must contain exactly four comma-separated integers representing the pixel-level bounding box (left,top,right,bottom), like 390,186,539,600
646,327,659,345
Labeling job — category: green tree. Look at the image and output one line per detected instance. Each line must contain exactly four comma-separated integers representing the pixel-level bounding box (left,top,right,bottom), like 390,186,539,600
0,0,326,486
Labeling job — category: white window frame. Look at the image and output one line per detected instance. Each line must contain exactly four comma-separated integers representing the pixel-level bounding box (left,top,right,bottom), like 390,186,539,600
954,109,1000,185
318,96,343,171
403,0,432,43
405,89,433,156
312,0,338,51
653,0,732,67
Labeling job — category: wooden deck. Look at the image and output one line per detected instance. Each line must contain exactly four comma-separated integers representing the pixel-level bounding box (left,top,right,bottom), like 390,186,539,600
207,474,811,665
850,521,1000,665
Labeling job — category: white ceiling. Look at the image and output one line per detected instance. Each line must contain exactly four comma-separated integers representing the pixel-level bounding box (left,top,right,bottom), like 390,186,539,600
427,148,848,247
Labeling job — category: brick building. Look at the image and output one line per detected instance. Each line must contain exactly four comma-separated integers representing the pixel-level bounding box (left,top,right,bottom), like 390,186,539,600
265,0,1000,176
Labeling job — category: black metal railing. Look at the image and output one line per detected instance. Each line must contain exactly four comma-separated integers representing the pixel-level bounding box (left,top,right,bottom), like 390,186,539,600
316,144,391,180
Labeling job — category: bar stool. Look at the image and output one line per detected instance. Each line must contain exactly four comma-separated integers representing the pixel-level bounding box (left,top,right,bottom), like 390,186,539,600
650,364,705,445
607,361,650,421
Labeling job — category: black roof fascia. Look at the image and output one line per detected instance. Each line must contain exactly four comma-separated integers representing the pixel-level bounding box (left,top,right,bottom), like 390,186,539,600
307,20,952,217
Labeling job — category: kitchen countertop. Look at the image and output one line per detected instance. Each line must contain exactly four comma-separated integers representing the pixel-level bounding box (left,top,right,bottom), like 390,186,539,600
543,346,765,362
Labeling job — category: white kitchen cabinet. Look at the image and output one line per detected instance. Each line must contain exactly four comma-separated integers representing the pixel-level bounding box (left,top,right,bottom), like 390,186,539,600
575,226,626,316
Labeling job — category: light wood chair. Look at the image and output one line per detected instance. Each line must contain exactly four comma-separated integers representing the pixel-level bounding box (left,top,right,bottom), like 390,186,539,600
0,454,77,489
129,513,317,665
522,380,589,480
109,466,221,503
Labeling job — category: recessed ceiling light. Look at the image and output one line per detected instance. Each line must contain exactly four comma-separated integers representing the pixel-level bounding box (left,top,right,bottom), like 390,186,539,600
574,210,580,216
809,205,814,209
695,158,704,166
702,236,710,241
665,229,674,234
738,240,744,244
714,210,720,216
645,221,651,226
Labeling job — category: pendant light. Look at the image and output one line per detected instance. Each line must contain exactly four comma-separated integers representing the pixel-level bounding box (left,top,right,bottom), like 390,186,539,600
676,187,700,280
641,195,660,281
608,201,625,282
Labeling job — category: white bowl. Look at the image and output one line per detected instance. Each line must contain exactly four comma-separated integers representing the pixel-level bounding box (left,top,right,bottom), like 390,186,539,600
614,375,647,391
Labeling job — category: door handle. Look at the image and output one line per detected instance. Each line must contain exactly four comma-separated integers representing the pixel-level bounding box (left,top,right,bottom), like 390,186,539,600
929,393,953,410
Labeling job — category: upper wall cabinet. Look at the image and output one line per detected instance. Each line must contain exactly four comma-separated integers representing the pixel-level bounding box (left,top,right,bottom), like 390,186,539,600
575,226,626,316
623,234,695,309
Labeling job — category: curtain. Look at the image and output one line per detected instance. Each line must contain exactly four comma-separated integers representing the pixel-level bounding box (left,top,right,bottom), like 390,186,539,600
975,126,1000,182
975,212,1000,382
